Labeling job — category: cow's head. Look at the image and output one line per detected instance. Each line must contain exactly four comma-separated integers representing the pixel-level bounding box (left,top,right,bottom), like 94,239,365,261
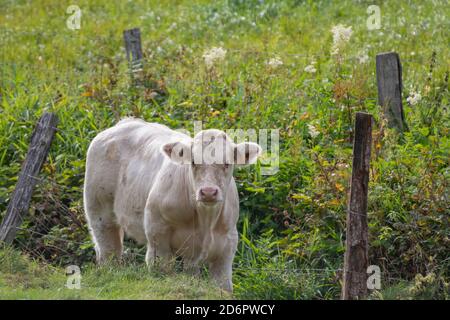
161,129,261,209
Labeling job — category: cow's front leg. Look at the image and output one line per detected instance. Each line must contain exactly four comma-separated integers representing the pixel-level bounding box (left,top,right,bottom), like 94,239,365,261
144,210,174,272
183,258,201,276
208,235,237,292
209,255,233,292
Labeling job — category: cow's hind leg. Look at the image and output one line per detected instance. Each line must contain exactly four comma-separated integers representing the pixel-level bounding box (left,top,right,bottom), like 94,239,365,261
92,218,124,263
85,199,123,263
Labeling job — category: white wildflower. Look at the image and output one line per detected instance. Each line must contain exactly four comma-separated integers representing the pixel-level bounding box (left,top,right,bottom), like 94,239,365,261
210,12,220,22
357,50,369,64
304,59,317,73
331,24,353,55
358,54,369,64
267,57,283,68
167,22,177,32
307,124,320,138
406,91,422,106
304,64,317,73
202,47,227,69
164,38,174,46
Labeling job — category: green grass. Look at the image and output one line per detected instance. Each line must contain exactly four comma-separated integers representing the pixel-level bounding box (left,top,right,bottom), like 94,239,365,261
0,246,227,299
1,246,447,299
0,0,449,299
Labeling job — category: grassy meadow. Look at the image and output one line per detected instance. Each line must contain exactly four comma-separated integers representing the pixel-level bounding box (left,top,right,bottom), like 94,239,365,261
0,0,449,299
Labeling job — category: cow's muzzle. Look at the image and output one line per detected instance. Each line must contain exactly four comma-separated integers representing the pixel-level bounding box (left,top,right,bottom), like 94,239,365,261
197,186,221,204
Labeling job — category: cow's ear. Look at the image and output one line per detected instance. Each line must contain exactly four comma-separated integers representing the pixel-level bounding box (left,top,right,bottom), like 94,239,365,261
161,141,192,164
234,142,262,165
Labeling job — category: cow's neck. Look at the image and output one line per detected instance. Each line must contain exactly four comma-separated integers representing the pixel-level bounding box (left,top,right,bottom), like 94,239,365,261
195,203,223,231
194,203,223,262
185,168,226,262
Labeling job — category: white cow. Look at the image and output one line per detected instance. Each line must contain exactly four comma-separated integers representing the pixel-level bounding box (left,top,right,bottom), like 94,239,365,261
83,118,261,291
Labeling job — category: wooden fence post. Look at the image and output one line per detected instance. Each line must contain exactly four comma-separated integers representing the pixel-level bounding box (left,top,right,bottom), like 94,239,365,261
342,112,372,300
0,112,58,244
123,28,144,85
376,52,406,131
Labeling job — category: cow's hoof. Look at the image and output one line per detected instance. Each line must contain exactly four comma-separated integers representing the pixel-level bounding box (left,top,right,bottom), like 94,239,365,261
147,257,176,275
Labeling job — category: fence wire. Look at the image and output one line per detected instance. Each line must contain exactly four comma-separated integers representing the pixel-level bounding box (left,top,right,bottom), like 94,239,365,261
2,174,412,288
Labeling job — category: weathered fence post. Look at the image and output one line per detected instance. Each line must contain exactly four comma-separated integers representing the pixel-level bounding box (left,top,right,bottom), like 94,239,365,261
342,112,372,300
0,112,58,244
376,52,406,131
123,28,144,85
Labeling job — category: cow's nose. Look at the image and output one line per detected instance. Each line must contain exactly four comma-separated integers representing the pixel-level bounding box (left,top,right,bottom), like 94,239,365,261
199,187,219,202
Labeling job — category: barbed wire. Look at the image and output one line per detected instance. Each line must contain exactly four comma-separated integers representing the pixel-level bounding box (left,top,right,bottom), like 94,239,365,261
5,173,428,286
11,234,412,284
1,50,444,100
13,220,411,284
14,227,87,246
0,51,440,67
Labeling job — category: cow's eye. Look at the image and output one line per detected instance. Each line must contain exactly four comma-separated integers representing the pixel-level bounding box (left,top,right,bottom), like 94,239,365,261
224,164,230,170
